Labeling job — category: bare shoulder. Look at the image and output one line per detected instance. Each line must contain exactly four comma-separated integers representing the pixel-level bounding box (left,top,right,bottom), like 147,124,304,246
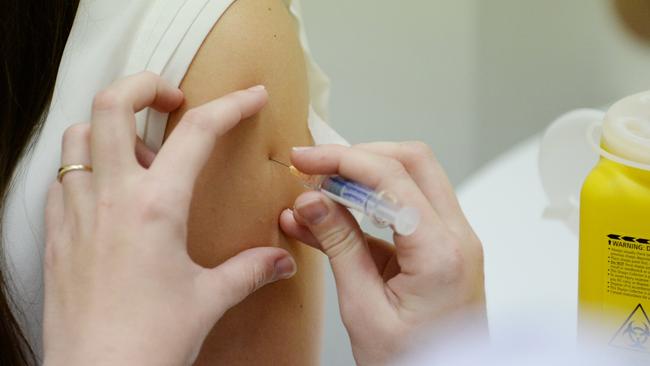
168,0,309,127
164,1,322,365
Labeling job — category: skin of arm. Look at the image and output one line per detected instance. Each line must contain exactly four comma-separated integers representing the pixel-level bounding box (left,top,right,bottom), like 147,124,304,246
164,0,324,364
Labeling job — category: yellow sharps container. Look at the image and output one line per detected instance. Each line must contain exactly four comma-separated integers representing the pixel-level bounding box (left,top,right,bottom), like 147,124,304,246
579,91,650,358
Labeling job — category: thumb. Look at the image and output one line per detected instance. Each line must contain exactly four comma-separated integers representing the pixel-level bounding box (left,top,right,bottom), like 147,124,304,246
292,191,386,306
199,247,296,315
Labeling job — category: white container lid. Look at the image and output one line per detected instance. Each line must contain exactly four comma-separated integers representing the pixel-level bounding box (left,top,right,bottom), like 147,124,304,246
602,91,650,165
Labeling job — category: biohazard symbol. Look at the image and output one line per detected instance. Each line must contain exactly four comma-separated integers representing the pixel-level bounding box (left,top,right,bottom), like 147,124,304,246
610,304,650,353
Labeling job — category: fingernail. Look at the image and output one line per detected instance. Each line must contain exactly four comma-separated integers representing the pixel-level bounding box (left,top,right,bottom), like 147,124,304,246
292,146,312,153
274,256,297,280
295,198,329,225
248,85,266,92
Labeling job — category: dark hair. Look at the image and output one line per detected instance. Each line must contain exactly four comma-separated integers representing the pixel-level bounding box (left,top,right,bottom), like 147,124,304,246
0,0,80,364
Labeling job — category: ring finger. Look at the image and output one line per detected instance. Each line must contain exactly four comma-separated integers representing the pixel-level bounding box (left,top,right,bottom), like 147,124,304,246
60,123,93,221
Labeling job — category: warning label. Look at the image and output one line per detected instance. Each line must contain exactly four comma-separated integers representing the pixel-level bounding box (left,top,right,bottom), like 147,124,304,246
607,235,650,300
610,304,650,352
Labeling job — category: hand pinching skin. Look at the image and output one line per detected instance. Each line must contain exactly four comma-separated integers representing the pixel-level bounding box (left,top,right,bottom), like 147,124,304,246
43,73,295,366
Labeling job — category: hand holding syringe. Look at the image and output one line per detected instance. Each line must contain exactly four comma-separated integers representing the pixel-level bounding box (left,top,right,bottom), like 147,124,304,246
279,143,487,366
270,158,421,236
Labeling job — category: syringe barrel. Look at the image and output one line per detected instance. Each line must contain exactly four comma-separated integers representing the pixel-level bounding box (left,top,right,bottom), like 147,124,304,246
319,176,420,235
320,176,374,213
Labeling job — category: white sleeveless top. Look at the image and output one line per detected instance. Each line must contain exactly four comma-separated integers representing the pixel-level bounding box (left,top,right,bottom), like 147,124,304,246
2,0,345,354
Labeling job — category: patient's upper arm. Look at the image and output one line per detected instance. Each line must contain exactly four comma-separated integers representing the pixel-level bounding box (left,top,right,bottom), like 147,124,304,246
164,0,323,364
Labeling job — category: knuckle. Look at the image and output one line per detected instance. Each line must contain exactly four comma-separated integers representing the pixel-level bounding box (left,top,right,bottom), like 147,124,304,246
136,189,171,222
92,89,124,111
62,123,90,146
401,141,436,163
384,158,408,178
137,70,158,81
43,239,61,272
445,248,466,283
248,262,272,293
434,235,466,284
214,101,243,123
95,190,116,211
181,109,212,132
133,71,160,90
320,226,361,259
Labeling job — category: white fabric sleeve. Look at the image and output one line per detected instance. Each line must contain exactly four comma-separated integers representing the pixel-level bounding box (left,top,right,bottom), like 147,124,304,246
286,0,350,147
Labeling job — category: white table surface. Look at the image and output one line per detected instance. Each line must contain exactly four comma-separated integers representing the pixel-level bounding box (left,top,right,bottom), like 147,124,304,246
457,135,579,345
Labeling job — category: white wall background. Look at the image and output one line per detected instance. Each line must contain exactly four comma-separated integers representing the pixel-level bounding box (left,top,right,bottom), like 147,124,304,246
299,1,650,365
475,0,650,165
301,0,478,184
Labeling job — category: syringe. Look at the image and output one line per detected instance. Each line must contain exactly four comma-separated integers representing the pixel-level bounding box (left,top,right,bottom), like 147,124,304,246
271,158,420,236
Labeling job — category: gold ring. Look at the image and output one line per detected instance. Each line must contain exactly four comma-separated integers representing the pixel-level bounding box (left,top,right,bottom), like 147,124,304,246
57,164,93,183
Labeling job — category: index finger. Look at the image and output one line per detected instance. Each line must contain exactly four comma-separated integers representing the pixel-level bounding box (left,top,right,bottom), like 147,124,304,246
354,141,467,227
91,72,183,181
149,85,268,196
